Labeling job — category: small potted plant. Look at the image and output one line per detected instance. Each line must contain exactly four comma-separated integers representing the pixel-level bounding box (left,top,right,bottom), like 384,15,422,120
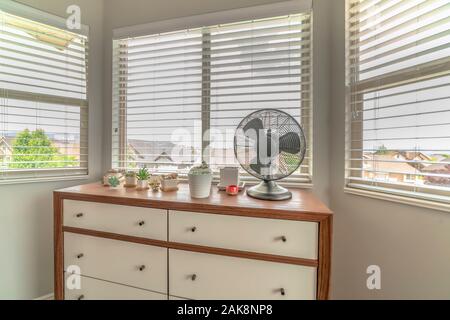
136,167,150,190
125,171,137,187
188,161,212,198
108,176,121,190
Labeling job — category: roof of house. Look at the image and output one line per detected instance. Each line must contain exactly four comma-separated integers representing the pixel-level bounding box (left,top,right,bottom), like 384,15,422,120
364,154,419,174
421,163,450,173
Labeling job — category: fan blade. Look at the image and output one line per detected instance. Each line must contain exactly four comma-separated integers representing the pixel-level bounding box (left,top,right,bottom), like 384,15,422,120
250,162,262,175
279,132,301,155
243,118,264,134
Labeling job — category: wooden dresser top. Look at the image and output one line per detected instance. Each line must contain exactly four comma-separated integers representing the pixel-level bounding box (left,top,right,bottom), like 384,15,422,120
55,182,332,221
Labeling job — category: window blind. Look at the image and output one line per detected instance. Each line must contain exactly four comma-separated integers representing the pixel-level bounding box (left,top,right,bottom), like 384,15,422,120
113,12,312,184
346,0,450,204
0,10,88,182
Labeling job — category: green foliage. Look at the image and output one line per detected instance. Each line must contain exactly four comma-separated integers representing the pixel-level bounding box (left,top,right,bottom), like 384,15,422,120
136,167,150,181
375,144,389,155
10,129,78,169
108,176,120,187
125,171,136,177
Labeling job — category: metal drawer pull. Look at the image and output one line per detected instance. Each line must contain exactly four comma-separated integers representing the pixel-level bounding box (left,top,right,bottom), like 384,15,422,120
77,253,84,259
191,274,197,281
138,221,145,226
76,213,83,218
281,236,287,242
77,295,85,300
139,265,146,271
280,288,286,296
191,227,197,233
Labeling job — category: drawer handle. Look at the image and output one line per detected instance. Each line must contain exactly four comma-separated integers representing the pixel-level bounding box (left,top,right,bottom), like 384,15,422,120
280,288,286,296
281,236,287,243
138,265,146,271
191,274,197,281
138,221,145,226
76,213,84,218
77,253,84,259
191,227,197,233
77,294,85,300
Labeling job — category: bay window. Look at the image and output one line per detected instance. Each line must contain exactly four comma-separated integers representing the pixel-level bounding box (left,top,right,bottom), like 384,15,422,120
346,0,450,207
112,4,313,184
0,2,89,182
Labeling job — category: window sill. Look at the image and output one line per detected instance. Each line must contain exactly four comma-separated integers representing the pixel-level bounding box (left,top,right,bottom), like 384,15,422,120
344,186,450,213
0,175,90,186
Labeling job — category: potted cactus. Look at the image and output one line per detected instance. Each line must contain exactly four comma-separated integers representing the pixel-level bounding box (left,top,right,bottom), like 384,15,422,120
125,171,137,187
136,167,150,190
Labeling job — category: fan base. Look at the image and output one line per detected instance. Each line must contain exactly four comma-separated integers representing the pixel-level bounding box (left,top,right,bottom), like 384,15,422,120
247,181,292,201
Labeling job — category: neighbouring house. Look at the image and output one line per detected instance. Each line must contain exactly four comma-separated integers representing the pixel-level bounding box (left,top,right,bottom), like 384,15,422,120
421,162,450,186
362,151,431,184
127,139,197,171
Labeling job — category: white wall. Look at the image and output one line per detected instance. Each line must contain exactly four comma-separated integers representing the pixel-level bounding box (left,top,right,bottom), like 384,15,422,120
0,0,104,299
101,0,332,204
330,0,450,299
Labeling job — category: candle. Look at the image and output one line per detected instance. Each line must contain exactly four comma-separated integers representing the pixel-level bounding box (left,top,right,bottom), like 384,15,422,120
226,185,239,196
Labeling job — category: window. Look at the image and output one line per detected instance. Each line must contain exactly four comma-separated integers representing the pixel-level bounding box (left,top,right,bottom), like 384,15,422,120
0,3,89,182
112,12,312,184
346,0,450,206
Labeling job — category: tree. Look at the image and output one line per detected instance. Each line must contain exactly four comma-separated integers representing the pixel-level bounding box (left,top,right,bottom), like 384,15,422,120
375,144,389,155
10,129,77,169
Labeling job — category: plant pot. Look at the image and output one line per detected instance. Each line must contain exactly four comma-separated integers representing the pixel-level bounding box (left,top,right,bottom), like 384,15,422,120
161,179,179,192
188,174,212,198
125,176,137,186
137,180,149,190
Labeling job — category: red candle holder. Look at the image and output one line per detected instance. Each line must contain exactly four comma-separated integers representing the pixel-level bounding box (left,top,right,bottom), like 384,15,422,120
226,185,239,196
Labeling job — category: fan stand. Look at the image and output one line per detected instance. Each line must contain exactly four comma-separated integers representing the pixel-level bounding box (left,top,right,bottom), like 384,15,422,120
247,180,292,201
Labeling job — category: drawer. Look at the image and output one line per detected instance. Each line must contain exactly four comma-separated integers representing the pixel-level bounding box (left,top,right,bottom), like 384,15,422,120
64,274,167,300
169,210,318,259
64,200,167,240
64,233,167,293
169,249,316,300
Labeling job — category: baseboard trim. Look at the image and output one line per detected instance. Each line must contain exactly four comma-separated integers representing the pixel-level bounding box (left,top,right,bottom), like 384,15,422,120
35,293,54,300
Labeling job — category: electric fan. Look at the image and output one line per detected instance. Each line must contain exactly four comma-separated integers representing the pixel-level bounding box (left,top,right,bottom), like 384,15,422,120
234,109,306,201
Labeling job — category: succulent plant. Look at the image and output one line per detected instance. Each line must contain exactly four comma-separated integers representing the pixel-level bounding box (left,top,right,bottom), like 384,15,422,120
108,175,120,188
125,171,136,177
136,167,150,181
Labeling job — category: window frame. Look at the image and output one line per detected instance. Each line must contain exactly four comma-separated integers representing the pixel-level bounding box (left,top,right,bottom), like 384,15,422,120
0,0,90,184
344,0,450,212
111,0,314,187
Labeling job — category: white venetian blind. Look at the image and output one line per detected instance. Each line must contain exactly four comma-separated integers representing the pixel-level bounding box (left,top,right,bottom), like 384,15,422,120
208,13,312,183
113,12,313,184
0,9,89,182
346,0,450,204
112,29,203,173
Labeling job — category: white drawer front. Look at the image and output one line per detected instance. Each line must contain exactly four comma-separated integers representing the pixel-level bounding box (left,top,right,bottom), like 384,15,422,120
169,249,316,300
64,274,167,300
169,210,318,259
64,233,167,293
64,200,167,240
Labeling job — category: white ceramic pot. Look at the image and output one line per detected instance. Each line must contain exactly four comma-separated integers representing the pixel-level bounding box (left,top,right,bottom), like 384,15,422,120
137,180,148,190
125,176,137,186
188,174,212,198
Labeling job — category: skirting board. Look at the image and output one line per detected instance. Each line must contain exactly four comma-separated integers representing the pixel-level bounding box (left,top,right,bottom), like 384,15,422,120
35,293,54,300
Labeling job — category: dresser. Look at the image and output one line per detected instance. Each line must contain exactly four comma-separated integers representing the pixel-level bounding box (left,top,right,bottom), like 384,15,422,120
54,183,332,300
